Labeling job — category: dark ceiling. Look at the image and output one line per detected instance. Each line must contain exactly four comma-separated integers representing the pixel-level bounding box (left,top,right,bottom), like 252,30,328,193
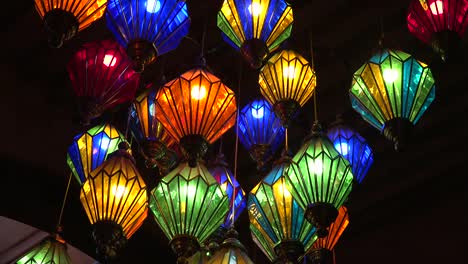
2,0,468,263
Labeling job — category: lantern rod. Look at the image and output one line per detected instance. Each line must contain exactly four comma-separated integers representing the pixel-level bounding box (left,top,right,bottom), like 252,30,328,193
285,128,289,152
309,30,318,122
56,173,73,230
378,16,385,48
313,90,318,122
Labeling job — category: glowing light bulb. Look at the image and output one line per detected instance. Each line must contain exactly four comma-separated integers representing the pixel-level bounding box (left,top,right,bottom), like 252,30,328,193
103,54,117,67
113,185,126,199
146,0,161,13
251,104,264,119
430,1,444,15
248,2,262,16
277,181,291,199
335,142,349,156
283,65,296,79
99,136,111,150
191,85,207,100
383,69,399,83
309,159,323,174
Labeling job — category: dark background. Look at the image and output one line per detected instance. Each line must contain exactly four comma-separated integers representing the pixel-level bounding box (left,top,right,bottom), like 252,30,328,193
2,0,468,263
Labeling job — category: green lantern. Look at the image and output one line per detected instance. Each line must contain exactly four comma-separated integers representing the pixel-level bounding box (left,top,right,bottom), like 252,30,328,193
149,162,230,263
350,48,436,151
15,234,72,264
284,122,353,238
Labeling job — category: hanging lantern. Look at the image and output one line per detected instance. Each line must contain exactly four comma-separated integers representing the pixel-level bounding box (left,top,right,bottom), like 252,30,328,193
80,142,148,261
284,122,354,238
407,0,468,61
217,0,294,69
155,67,237,167
307,206,349,264
130,84,178,171
149,162,230,263
15,233,72,264
67,123,127,185
349,49,436,151
207,228,254,264
106,0,191,72
327,123,374,184
259,49,317,127
34,0,107,48
249,153,317,263
237,98,285,170
67,39,140,125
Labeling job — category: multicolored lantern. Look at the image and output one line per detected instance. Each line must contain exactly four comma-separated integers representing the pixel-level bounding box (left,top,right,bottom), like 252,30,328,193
34,0,107,48
67,123,127,185
80,143,148,260
249,154,317,263
15,234,72,264
149,162,230,263
327,123,374,184
106,0,190,72
67,39,140,125
237,99,285,170
349,49,436,151
217,0,294,68
155,67,237,166
259,49,317,127
284,122,354,238
407,0,468,61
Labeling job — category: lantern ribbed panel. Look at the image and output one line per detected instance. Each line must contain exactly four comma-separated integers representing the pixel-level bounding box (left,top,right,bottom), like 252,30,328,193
311,206,349,251
15,236,72,264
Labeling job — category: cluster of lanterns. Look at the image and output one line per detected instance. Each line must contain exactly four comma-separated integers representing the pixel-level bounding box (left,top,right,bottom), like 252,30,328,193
15,0,466,263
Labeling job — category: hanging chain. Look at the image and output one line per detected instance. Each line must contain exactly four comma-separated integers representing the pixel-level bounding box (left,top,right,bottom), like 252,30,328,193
57,173,73,230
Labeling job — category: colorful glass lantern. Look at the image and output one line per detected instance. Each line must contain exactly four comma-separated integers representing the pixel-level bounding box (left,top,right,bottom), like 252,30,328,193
80,142,148,261
149,162,230,263
407,0,468,61
34,0,107,48
67,123,127,185
15,234,72,264
259,49,317,127
155,67,237,166
207,228,254,264
130,84,178,171
307,206,349,264
67,39,140,125
237,99,285,170
327,123,374,184
217,0,294,69
106,0,190,72
249,154,317,263
349,49,436,151
284,122,353,238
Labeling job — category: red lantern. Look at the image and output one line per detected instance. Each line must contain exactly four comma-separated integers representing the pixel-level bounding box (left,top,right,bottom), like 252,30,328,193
67,39,140,125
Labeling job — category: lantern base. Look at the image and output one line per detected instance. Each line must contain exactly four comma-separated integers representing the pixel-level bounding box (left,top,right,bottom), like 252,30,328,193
274,240,305,264
241,39,269,69
307,248,333,264
43,9,78,48
92,220,127,262
383,118,413,152
273,100,301,128
204,226,227,255
305,203,338,238
180,135,209,167
431,30,463,63
78,96,103,126
170,235,200,264
127,39,157,73
249,144,271,171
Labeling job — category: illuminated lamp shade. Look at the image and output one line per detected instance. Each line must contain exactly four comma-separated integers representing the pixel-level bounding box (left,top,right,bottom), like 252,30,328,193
327,123,374,184
155,67,237,167
34,0,107,48
80,142,148,261
349,49,436,151
130,84,179,173
407,0,468,61
149,162,230,263
307,206,349,264
67,39,140,125
249,154,317,263
237,99,285,170
67,123,127,185
284,122,353,238
207,228,254,264
217,0,294,69
259,50,317,127
106,0,190,72
15,234,72,264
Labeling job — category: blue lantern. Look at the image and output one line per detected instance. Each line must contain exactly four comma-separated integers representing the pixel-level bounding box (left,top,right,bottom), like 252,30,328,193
106,0,190,72
237,99,285,170
327,124,374,184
